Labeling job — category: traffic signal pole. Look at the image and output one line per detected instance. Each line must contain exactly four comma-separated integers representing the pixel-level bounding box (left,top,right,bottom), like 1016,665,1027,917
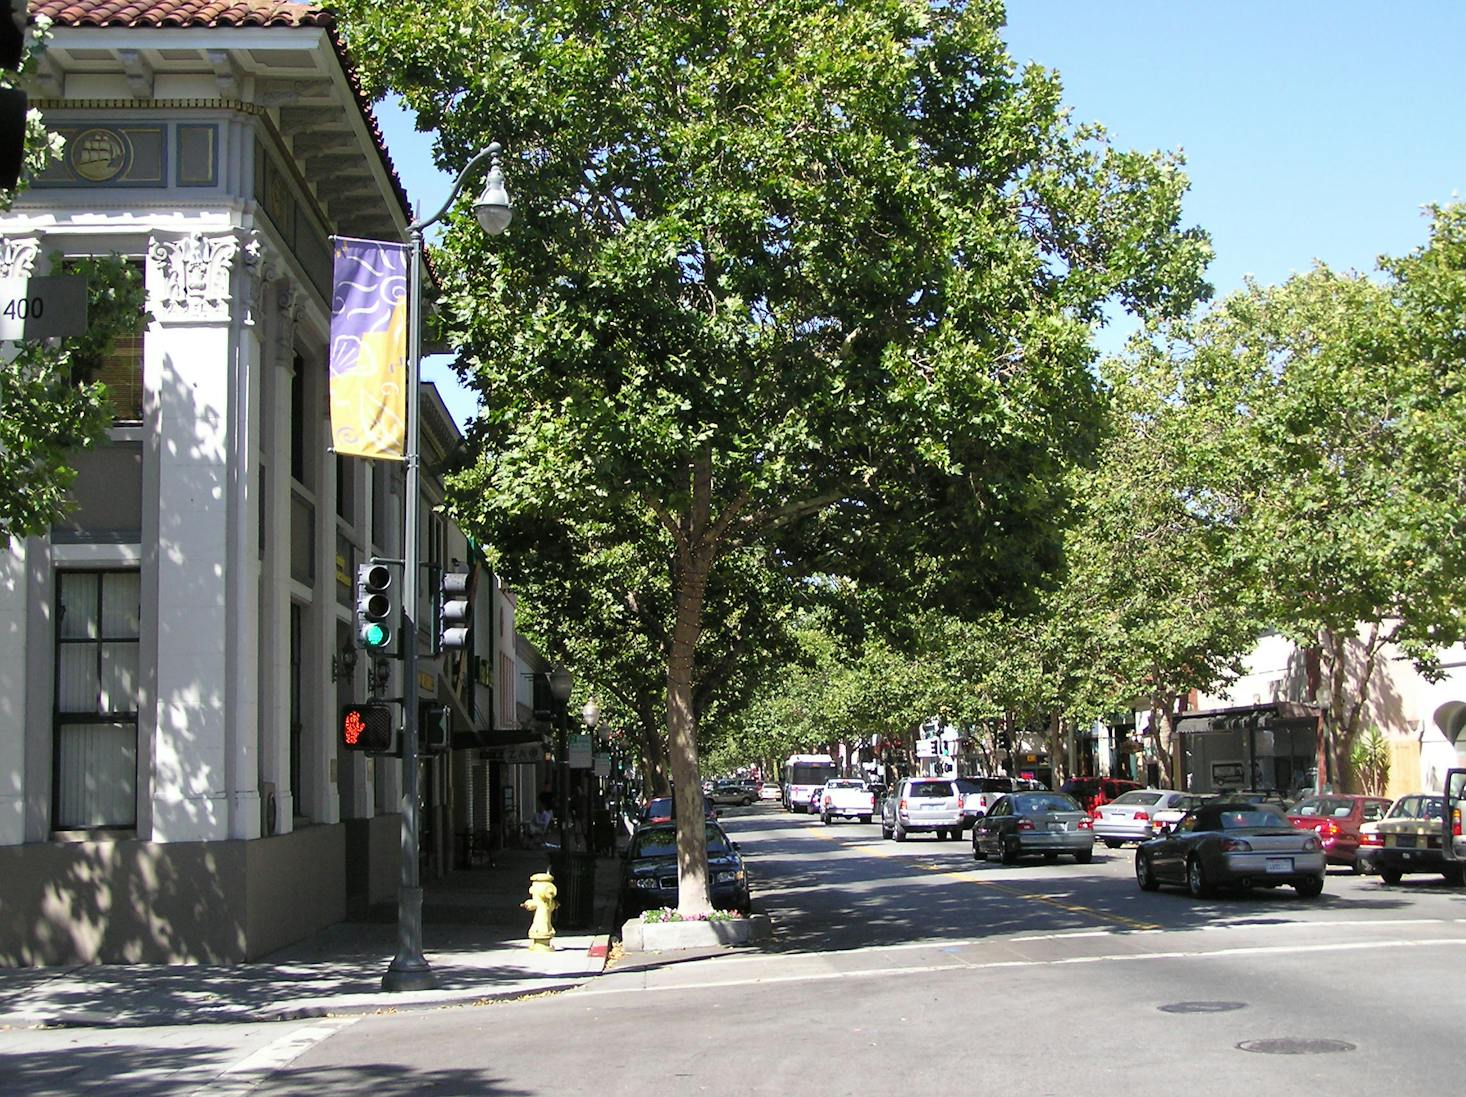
382,217,433,994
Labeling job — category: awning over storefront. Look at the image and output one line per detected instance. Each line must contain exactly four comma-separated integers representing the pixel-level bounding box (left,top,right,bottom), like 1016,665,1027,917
1174,700,1322,737
451,726,549,763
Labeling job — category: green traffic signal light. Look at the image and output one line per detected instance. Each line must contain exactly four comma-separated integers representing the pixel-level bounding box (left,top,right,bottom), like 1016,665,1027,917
363,622,387,648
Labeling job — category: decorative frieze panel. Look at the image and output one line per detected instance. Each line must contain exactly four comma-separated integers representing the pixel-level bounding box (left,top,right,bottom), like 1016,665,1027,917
0,236,39,279
147,232,240,322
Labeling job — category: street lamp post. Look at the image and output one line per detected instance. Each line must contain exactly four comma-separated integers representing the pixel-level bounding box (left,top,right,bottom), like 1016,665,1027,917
548,667,575,851
582,698,601,852
382,143,512,994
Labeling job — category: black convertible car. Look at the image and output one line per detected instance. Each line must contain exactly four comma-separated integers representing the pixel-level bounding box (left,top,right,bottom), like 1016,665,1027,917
1135,801,1326,899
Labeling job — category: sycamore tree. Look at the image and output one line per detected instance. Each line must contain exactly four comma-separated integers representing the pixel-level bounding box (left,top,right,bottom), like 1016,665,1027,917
3,24,146,540
1142,206,1466,787
1057,355,1261,782
337,0,1209,912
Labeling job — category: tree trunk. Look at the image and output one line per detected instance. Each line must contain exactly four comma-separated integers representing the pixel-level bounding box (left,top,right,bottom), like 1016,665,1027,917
667,547,714,916
1147,690,1179,789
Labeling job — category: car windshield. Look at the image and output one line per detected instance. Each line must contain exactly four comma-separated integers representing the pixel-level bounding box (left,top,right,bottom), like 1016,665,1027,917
1112,791,1162,806
1292,797,1355,818
909,782,954,798
1388,796,1444,820
1015,793,1082,814
633,824,731,858
954,778,983,794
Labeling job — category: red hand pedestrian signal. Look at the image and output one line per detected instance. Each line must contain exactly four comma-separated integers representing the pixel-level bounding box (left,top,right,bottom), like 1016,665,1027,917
340,703,394,753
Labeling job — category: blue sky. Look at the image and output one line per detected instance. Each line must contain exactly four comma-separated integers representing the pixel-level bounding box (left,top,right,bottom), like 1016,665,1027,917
378,1,1466,426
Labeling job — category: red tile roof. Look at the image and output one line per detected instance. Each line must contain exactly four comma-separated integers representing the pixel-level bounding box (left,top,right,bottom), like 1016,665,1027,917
31,2,332,28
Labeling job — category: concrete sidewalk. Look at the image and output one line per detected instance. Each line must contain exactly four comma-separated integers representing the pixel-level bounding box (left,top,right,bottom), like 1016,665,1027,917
0,850,621,1029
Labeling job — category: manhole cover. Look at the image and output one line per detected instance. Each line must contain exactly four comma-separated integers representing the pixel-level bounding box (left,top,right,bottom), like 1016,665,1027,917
1158,1001,1247,1014
1237,1038,1356,1055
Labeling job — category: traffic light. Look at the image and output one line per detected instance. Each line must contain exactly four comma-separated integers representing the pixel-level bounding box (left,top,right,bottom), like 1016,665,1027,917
438,564,473,652
355,561,400,655
1,2,26,191
340,703,394,753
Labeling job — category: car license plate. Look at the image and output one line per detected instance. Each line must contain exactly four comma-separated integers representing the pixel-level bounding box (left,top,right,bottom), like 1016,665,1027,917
1050,822,1068,832
1266,857,1293,874
1394,835,1417,848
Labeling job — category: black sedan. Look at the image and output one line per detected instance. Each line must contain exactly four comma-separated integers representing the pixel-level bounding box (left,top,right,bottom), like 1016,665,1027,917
1135,801,1326,899
621,821,751,916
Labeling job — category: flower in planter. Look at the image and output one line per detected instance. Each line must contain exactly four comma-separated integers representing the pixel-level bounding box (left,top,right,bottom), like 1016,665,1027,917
641,907,746,924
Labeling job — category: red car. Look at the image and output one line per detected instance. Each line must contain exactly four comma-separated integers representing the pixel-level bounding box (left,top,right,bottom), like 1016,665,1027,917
1060,776,1142,814
1286,794,1392,868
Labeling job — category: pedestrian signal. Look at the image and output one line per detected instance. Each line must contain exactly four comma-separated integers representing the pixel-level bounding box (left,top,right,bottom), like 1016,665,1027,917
340,703,394,753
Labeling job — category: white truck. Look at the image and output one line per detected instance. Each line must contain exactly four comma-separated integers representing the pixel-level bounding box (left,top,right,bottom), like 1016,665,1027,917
819,779,876,824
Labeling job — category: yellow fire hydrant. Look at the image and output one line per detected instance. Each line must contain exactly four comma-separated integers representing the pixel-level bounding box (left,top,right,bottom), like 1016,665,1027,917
522,872,558,953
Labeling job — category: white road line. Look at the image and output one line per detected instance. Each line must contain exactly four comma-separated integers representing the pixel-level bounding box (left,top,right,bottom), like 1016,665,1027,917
186,1017,359,1096
586,937,1466,999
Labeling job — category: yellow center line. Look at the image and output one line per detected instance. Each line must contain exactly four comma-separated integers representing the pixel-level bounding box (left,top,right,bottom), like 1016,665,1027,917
808,826,1161,932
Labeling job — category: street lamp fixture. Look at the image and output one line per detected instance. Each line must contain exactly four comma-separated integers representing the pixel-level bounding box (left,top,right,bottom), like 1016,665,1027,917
549,667,575,705
581,698,601,730
382,141,512,995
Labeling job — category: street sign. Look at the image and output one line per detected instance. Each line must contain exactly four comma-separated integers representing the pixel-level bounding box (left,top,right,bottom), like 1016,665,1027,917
915,739,937,758
593,753,611,778
568,733,593,769
0,276,88,340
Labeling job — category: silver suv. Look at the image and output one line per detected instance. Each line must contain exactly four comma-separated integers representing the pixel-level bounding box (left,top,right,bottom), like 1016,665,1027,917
881,777,962,842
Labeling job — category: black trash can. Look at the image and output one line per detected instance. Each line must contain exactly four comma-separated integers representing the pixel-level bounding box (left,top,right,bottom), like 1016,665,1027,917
549,851,597,929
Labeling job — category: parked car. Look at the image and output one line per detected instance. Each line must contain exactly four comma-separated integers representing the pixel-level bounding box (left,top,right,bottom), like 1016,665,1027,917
638,795,717,825
708,780,756,807
758,782,783,802
1060,776,1143,814
971,791,1094,864
1151,792,1215,835
819,779,876,824
1356,793,1462,885
1233,789,1292,813
1286,794,1392,869
621,821,750,915
881,777,962,841
1134,801,1326,898
1093,789,1198,848
954,776,1018,831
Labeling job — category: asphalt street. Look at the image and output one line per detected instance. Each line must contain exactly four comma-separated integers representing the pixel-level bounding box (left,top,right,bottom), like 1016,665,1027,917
6,802,1466,1095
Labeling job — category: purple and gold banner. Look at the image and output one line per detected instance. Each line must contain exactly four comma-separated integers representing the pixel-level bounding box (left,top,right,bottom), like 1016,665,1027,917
328,237,409,460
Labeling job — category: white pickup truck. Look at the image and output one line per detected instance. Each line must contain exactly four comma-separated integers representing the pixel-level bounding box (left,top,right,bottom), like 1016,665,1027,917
819,779,875,824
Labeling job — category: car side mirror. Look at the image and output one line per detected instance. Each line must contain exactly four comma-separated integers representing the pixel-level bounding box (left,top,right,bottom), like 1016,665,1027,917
731,841,740,851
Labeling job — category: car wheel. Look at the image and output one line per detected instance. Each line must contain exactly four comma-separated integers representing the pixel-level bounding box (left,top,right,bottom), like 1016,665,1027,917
972,835,987,861
1103,839,1123,850
1000,837,1020,865
859,815,872,825
1186,854,1214,899
820,812,830,825
1073,849,1093,865
881,823,893,840
1295,876,1324,899
1136,852,1159,891
1042,851,1058,862
1380,868,1404,886
895,823,908,842
1443,864,1466,887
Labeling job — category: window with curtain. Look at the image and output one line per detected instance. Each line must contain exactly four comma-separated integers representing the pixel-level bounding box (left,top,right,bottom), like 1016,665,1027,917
53,570,141,830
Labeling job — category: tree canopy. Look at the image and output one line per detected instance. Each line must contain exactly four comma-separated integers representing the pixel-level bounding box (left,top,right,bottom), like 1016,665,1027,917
337,0,1211,910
